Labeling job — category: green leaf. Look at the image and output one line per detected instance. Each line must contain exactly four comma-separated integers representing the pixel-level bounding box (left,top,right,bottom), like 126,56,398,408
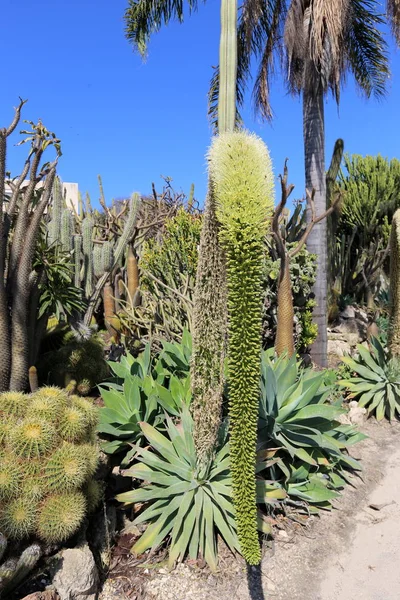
140,422,179,463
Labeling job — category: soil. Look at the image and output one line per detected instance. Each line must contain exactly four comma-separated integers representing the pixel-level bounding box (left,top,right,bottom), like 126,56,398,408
100,418,400,600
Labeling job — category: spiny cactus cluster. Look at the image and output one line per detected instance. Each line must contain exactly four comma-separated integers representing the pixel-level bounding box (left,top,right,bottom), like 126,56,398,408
38,330,109,396
0,387,102,546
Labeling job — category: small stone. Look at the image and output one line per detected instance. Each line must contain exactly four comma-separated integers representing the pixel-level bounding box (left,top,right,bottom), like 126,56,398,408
277,530,289,539
52,544,99,600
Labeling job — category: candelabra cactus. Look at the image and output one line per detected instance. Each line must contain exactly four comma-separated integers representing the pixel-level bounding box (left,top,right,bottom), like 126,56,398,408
209,130,274,565
0,387,101,548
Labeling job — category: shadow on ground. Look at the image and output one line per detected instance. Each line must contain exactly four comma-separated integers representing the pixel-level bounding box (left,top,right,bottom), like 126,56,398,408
247,564,266,600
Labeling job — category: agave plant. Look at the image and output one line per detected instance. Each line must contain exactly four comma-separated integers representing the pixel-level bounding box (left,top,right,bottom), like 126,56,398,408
338,337,400,421
257,352,364,509
116,410,239,571
98,335,192,465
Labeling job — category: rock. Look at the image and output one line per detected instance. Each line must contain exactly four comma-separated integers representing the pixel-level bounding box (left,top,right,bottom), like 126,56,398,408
340,306,356,319
277,530,289,540
327,339,352,358
52,544,99,600
21,593,59,600
355,308,368,323
348,401,367,425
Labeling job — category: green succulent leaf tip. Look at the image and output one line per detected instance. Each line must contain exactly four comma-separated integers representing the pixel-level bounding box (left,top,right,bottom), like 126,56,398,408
208,130,275,564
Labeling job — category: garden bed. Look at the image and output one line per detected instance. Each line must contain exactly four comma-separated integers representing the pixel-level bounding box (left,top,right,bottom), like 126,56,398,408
99,418,400,600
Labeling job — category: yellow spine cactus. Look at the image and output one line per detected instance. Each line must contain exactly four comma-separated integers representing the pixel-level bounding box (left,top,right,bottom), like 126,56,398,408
0,387,100,544
389,209,400,358
209,130,274,564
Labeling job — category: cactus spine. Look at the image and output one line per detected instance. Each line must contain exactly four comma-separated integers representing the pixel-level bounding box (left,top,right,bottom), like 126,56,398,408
389,209,400,357
209,130,274,565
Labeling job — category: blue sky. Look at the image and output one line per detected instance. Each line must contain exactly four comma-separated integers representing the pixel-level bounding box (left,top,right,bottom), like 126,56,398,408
1,0,399,208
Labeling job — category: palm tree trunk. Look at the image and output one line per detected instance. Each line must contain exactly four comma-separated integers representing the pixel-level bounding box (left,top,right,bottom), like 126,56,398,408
303,84,327,367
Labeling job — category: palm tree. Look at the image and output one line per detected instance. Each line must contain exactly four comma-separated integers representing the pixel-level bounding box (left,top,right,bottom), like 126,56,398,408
221,0,391,366
124,0,397,366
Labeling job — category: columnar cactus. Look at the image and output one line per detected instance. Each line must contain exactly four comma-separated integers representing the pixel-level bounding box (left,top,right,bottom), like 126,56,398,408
209,130,274,564
74,235,83,288
82,217,94,299
389,209,400,357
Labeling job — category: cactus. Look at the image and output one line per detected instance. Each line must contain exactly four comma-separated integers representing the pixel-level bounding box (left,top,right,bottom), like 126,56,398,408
209,130,275,565
74,235,83,288
37,332,109,396
389,209,400,358
28,366,39,392
0,102,61,391
0,459,22,500
58,406,89,442
102,241,114,273
37,491,87,543
93,244,103,279
27,393,64,422
60,208,74,253
0,392,29,418
83,192,140,327
10,419,57,459
0,497,37,539
44,443,90,490
0,540,42,596
82,217,94,299
0,387,99,546
48,177,64,245
84,479,105,513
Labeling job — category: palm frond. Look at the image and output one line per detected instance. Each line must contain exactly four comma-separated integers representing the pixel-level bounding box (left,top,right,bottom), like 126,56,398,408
387,0,400,44
124,0,200,56
252,0,286,120
346,0,389,98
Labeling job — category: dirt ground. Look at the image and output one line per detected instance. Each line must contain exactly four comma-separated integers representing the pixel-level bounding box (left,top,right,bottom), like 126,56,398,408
101,419,400,600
